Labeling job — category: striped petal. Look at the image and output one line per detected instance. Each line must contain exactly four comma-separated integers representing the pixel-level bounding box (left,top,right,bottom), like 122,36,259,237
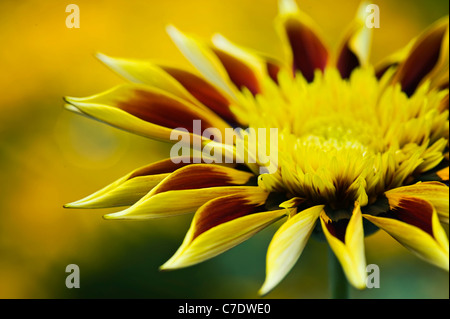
259,205,324,295
160,66,238,124
144,164,253,194
211,34,265,95
363,196,449,270
64,84,229,142
424,20,449,91
392,17,449,96
336,2,372,78
166,25,239,101
96,53,200,105
64,156,211,209
276,0,329,81
385,182,449,223
320,203,367,289
104,165,254,219
97,53,240,125
160,190,285,269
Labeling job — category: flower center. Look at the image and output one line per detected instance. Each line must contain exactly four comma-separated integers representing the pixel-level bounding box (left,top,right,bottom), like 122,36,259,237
236,68,448,213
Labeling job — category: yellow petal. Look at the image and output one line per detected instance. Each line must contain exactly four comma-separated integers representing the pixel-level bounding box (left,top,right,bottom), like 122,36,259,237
259,205,324,295
104,186,261,220
160,192,283,270
276,0,329,81
211,34,267,94
336,1,372,78
160,66,239,124
392,17,449,96
96,53,239,125
385,181,449,223
363,196,449,270
424,19,449,90
104,165,254,219
320,203,367,289
96,53,201,106
64,99,176,142
64,156,212,209
64,84,229,142
166,25,239,101
65,173,169,209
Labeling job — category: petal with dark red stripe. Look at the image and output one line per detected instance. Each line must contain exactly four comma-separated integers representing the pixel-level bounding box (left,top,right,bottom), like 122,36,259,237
211,34,265,95
96,53,200,105
392,18,449,96
336,2,372,79
64,84,229,142
104,165,254,219
161,66,238,124
276,0,329,82
159,190,285,269
96,53,240,125
385,181,449,223
166,25,239,101
363,196,449,270
64,156,215,209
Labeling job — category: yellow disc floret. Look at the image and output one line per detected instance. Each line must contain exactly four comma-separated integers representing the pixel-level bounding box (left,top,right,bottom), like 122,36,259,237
235,68,448,211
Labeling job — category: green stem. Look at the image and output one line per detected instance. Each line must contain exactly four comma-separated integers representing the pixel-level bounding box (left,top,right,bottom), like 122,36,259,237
328,246,349,299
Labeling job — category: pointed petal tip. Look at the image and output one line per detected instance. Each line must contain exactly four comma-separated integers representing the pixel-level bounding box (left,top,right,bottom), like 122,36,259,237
63,199,87,209
63,95,84,105
166,25,192,51
257,288,268,297
353,279,368,290
95,51,115,65
95,51,108,60
63,96,74,103
158,265,171,272
158,262,170,271
63,100,85,115
166,24,181,40
258,281,274,297
159,257,183,271
102,212,125,220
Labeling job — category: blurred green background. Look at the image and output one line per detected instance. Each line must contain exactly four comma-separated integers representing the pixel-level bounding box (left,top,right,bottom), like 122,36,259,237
0,0,448,299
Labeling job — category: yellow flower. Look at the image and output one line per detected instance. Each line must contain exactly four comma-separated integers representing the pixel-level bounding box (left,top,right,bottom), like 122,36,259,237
64,0,449,295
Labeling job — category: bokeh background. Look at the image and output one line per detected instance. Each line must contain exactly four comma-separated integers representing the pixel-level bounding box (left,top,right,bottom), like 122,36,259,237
0,0,448,299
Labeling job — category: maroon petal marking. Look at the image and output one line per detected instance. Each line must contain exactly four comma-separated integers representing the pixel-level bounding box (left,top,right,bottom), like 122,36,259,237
212,48,261,95
394,23,447,96
285,17,329,82
152,165,252,195
192,194,266,240
388,196,434,236
116,88,218,135
337,44,360,79
161,67,239,124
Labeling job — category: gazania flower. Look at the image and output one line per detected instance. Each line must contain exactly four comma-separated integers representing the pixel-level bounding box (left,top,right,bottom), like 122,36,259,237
64,0,449,296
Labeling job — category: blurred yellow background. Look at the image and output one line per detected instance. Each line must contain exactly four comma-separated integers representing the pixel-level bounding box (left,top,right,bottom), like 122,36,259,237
0,0,448,298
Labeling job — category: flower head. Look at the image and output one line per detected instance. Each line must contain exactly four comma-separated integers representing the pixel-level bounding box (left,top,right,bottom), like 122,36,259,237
64,0,449,295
